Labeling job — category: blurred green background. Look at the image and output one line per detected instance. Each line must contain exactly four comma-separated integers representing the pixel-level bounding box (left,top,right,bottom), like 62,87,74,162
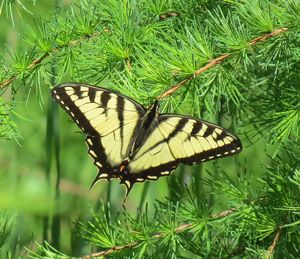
0,0,276,257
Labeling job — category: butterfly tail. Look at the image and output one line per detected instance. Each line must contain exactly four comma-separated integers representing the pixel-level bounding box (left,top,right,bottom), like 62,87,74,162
120,178,134,200
89,171,110,190
89,175,100,190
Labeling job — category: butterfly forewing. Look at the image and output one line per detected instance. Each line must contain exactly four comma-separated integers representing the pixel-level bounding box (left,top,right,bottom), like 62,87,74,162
128,114,242,178
51,83,145,184
161,115,242,163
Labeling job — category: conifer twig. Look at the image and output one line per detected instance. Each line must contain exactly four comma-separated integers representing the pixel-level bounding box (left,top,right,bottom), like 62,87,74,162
157,27,288,100
126,58,132,72
157,54,230,100
267,226,282,259
0,32,100,89
248,28,288,46
80,207,237,258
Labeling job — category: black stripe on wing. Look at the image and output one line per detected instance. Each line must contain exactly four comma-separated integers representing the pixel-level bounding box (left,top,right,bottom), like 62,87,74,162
51,85,99,136
88,87,96,102
117,95,125,151
85,136,120,188
133,117,188,158
51,83,146,134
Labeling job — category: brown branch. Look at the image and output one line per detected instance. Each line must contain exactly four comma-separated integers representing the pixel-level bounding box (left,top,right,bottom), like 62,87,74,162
0,32,100,89
157,54,230,100
126,58,132,72
267,227,282,259
80,207,237,258
157,27,288,100
159,11,181,20
210,207,237,218
80,242,138,258
0,75,18,89
249,28,288,46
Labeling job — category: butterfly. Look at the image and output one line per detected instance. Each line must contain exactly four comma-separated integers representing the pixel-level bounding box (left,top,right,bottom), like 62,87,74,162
51,83,242,196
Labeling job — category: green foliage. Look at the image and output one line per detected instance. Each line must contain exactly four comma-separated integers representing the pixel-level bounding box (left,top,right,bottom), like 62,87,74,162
0,0,300,258
0,0,33,27
0,98,19,141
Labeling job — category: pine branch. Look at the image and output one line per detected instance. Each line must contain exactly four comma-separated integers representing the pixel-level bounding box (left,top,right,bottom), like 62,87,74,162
248,28,288,46
0,32,101,89
157,27,288,100
80,207,237,258
0,27,287,92
267,226,282,259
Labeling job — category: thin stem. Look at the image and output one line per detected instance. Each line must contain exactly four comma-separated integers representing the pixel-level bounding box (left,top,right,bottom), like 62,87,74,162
51,43,61,250
43,94,54,243
267,227,282,259
248,28,288,46
157,28,288,100
0,32,100,89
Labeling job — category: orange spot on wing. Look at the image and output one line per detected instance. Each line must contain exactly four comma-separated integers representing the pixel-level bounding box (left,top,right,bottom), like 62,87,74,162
120,165,126,172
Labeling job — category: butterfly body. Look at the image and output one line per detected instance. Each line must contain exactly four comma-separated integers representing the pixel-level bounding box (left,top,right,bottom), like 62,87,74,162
128,101,159,158
52,83,242,195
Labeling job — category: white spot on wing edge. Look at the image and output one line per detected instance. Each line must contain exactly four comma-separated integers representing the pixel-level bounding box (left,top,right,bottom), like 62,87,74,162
147,175,157,180
86,138,93,146
89,150,97,157
95,162,102,168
